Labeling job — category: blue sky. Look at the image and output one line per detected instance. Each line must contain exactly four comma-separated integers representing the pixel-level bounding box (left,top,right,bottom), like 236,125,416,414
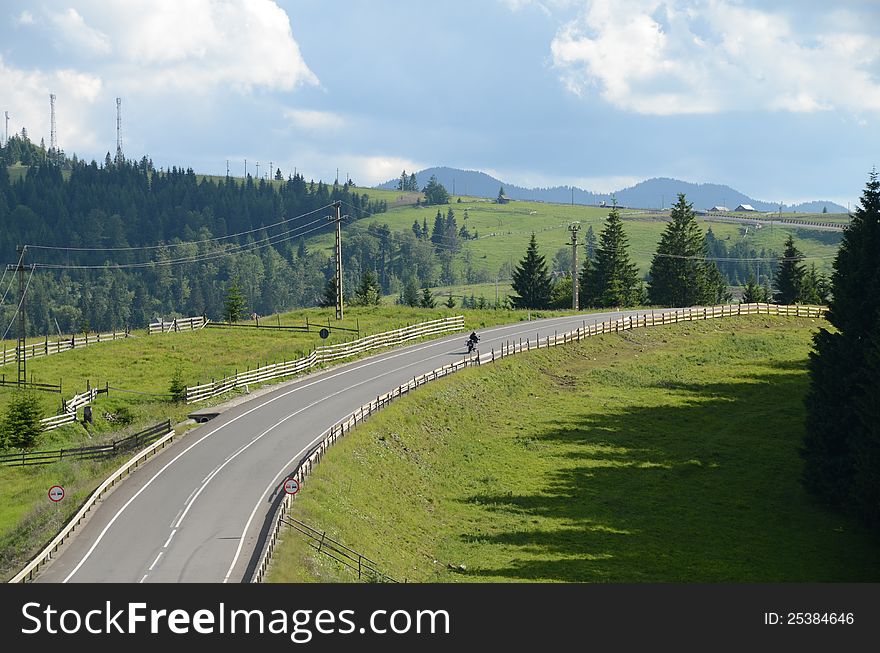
1,0,878,207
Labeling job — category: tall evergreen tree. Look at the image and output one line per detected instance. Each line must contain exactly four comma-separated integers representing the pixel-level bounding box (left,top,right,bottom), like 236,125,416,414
422,175,449,205
0,391,43,451
741,274,769,303
398,277,421,307
774,235,807,304
803,171,880,527
580,205,643,308
584,225,597,263
353,271,381,306
420,287,437,308
511,234,552,309
321,276,338,308
223,278,246,323
648,193,722,306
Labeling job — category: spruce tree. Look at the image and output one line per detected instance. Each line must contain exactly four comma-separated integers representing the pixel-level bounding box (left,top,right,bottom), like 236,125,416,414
420,287,437,308
511,234,552,309
741,274,769,303
774,235,807,304
803,171,880,527
648,193,721,306
0,391,43,451
223,278,246,323
398,278,420,307
321,276,338,308
580,205,642,308
354,271,381,306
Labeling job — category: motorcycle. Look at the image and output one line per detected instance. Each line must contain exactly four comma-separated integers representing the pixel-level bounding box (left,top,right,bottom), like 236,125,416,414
466,336,479,354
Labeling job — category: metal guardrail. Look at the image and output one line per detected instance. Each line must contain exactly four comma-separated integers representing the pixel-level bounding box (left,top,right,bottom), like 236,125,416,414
8,423,178,583
251,302,827,582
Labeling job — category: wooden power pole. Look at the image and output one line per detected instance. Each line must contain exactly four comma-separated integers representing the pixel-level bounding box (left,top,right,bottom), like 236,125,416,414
15,246,27,386
568,223,580,311
329,201,346,320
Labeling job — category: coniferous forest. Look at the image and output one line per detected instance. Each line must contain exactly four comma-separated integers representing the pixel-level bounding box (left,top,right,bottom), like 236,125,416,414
0,135,388,335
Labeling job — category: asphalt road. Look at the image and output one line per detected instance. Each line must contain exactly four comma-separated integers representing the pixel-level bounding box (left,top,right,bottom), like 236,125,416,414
36,309,662,583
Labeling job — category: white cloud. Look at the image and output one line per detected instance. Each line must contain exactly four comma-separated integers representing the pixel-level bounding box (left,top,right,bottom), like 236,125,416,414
0,57,103,151
47,8,112,56
15,10,35,26
550,0,880,115
98,0,319,93
284,109,345,131
293,153,427,187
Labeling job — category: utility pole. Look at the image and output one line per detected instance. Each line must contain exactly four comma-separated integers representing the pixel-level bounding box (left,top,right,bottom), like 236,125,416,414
568,223,580,310
3,111,8,146
14,246,27,386
329,201,346,320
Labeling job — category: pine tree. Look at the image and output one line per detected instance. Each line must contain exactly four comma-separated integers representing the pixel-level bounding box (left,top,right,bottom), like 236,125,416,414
774,235,807,304
581,205,642,308
648,193,716,306
321,276,338,308
445,293,456,308
741,274,769,303
169,367,187,402
408,173,418,192
584,225,597,262
0,391,43,451
354,271,381,306
422,175,449,205
420,287,437,308
803,170,880,527
511,234,552,309
223,278,246,323
398,278,420,307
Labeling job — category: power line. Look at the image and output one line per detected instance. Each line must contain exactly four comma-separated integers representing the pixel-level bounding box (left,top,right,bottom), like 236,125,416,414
25,203,335,253
30,217,332,271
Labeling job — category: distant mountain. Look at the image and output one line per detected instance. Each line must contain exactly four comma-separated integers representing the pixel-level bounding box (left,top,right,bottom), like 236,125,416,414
377,167,848,214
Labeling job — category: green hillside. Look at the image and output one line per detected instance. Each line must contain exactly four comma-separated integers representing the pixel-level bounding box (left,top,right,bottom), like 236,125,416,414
266,315,880,583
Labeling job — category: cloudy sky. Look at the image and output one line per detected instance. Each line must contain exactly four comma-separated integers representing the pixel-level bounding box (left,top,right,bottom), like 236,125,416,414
1,0,878,206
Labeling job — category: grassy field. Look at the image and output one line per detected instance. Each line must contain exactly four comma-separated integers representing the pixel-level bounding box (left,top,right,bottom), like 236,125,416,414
310,196,842,280
266,315,880,583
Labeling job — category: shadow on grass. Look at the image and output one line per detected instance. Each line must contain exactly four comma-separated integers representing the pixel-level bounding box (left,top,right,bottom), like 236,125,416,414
457,365,880,582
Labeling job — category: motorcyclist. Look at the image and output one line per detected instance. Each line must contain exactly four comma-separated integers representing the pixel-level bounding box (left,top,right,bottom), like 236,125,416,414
469,331,480,345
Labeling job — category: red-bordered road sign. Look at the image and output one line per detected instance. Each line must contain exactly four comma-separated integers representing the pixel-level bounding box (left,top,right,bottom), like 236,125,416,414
283,477,300,495
48,485,64,502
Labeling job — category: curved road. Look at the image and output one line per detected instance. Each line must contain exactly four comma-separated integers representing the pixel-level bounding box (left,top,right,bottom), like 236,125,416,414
36,309,662,583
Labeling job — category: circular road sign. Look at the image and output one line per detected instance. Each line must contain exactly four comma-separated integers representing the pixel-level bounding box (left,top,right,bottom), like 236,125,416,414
284,477,300,495
319,328,330,339
48,485,65,502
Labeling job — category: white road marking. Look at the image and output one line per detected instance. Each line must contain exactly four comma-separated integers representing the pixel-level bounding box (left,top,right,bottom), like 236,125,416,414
163,529,177,549
62,311,645,582
139,574,148,583
148,551,163,571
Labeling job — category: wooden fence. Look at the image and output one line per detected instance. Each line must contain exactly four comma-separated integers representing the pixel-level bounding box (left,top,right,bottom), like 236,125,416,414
186,316,465,404
1,329,132,368
148,316,209,335
0,420,172,467
251,302,827,582
39,385,107,432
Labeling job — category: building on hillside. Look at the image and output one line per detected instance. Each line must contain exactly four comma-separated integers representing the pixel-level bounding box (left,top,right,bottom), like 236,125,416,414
734,204,758,212
708,205,730,212
497,194,511,204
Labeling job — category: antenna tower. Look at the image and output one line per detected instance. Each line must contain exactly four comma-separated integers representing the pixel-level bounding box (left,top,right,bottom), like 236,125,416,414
4,111,9,146
49,94,57,155
115,97,123,164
